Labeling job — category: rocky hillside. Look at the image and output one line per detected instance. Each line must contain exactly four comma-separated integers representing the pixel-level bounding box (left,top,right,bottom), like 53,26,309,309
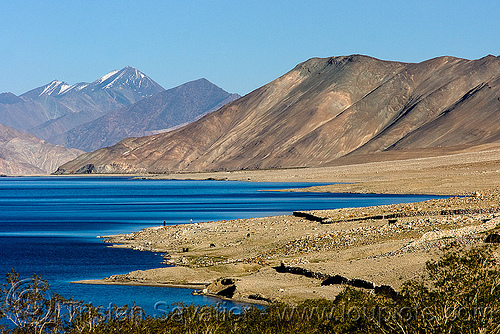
56,55,500,174
54,78,240,152
0,124,83,175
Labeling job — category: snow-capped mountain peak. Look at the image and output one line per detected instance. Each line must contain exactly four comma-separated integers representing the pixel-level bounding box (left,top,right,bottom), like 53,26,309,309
95,70,119,85
89,66,164,96
36,80,91,97
37,80,73,97
21,66,164,101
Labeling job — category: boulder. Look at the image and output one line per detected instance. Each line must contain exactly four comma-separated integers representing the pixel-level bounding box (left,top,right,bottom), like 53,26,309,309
206,277,237,298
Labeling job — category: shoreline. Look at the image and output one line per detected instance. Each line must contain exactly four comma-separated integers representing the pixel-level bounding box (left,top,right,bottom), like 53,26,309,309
83,190,500,305
137,147,500,196
12,149,500,304
71,279,270,306
72,279,208,290
6,147,500,196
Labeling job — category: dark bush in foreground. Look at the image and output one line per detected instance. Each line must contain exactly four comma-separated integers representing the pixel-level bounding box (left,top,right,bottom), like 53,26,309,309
1,244,499,333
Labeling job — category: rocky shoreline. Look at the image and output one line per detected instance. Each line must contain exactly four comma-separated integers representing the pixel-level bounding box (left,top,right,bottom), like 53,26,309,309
75,189,500,305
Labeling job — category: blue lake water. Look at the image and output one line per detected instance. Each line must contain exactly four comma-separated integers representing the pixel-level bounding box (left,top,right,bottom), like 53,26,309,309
0,176,444,316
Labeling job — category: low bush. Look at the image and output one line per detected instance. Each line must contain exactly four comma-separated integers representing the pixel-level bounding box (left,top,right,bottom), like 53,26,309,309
1,244,499,333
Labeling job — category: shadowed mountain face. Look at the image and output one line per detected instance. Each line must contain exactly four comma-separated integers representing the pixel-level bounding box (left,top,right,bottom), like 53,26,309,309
53,79,240,152
0,66,165,141
56,55,500,175
0,124,83,175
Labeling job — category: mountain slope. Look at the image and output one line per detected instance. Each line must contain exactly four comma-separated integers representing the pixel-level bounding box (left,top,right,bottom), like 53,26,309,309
54,78,240,151
0,124,83,175
0,92,73,131
56,55,500,175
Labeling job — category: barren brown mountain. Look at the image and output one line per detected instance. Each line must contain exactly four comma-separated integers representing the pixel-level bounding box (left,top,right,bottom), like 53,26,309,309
0,124,83,175
56,55,500,174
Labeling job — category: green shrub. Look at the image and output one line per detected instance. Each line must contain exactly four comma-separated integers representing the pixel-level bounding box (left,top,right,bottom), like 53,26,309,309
395,245,500,333
1,244,499,333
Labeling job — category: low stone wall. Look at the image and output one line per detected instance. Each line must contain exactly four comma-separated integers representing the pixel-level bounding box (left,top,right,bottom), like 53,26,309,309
274,264,399,300
292,211,325,222
293,208,500,224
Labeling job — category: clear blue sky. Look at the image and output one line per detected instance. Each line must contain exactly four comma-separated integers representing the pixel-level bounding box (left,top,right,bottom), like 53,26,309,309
1,0,499,96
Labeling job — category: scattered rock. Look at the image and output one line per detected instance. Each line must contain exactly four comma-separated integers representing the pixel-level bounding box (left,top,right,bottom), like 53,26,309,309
247,294,273,303
76,164,96,174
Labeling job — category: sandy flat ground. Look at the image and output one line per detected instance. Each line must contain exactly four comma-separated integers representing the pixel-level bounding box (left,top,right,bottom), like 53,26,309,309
76,148,500,305
143,147,500,196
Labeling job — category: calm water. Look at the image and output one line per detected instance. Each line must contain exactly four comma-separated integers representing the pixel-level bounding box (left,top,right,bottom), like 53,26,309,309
0,177,443,315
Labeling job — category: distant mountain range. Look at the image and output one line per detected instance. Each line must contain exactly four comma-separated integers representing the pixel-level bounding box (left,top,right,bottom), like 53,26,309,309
56,54,500,175
0,67,239,154
1,66,165,141
52,78,239,152
0,66,239,174
0,123,82,175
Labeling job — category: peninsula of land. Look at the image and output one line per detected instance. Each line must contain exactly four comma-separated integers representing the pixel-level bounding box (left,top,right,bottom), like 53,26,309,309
76,149,500,305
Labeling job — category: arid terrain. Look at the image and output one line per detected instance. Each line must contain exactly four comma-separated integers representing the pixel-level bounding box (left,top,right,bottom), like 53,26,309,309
143,145,500,196
65,54,500,306
0,123,83,175
57,55,500,175
77,149,500,305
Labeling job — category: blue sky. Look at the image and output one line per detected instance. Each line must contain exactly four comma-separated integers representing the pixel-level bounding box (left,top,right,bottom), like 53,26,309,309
1,0,499,96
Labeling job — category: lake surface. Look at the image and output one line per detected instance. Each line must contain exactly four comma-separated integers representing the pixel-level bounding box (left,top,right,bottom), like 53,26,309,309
0,177,443,316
